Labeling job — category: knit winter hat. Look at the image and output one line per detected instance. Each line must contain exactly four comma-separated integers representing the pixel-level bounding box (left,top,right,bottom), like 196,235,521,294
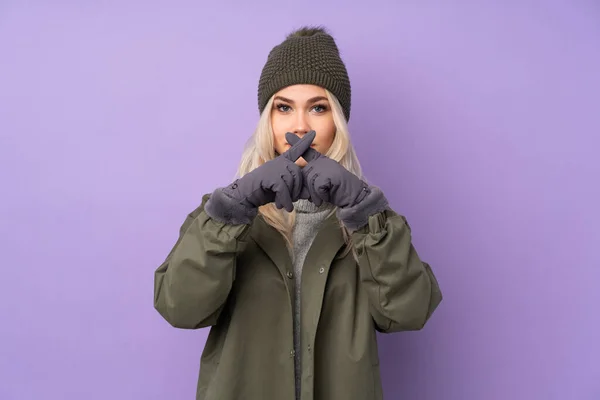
257,26,352,121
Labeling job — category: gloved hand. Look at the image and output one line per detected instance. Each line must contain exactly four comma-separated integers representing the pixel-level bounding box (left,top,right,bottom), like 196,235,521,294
286,131,390,232
204,131,316,225
286,131,370,208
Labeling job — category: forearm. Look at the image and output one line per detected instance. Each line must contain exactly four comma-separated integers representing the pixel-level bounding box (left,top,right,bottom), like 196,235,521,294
352,208,442,332
154,195,251,329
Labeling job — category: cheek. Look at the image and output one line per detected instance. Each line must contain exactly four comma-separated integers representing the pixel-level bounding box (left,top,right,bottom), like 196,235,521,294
273,135,284,152
271,128,287,152
321,124,336,147
271,114,283,141
326,130,336,146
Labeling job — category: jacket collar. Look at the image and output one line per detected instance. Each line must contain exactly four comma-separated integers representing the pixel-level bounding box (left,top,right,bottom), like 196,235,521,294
250,211,346,280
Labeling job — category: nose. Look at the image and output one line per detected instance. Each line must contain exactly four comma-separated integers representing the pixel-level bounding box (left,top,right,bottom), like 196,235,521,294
293,111,311,136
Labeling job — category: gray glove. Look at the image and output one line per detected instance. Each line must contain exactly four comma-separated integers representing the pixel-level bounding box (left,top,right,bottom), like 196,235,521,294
286,131,369,208
204,131,316,225
286,131,390,231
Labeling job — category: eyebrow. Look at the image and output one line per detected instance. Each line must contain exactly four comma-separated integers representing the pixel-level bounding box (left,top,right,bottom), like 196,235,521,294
273,95,329,104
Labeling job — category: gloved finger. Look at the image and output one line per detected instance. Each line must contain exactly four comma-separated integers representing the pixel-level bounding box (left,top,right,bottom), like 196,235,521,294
317,178,333,204
306,173,323,207
282,130,316,162
285,132,322,162
298,167,312,200
275,181,295,212
287,164,303,201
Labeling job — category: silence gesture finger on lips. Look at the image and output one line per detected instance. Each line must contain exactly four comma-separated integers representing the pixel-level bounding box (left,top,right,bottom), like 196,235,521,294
209,131,317,219
281,130,317,163
285,131,370,208
263,130,316,211
285,131,322,162
285,131,321,201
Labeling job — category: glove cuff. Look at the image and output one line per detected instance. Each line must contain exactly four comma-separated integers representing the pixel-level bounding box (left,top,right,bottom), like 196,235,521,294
336,185,389,232
204,187,258,225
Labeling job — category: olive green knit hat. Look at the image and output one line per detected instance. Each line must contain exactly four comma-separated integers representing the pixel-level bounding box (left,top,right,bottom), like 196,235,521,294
257,26,352,121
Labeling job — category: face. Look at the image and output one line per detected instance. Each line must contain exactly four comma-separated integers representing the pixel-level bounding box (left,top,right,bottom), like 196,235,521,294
271,84,336,167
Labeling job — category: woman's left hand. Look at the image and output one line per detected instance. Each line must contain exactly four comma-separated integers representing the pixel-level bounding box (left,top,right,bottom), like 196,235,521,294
286,132,371,208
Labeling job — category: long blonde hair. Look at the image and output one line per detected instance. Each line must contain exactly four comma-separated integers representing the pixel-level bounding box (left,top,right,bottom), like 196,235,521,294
236,89,365,260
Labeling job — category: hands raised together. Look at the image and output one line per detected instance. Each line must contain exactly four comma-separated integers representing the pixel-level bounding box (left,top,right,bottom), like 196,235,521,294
221,131,317,212
285,131,371,209
206,130,374,226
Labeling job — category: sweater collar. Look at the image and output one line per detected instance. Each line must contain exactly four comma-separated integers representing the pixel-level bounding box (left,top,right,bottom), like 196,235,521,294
293,199,333,214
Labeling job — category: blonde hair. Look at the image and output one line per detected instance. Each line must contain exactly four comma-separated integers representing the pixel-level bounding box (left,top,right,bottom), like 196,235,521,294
236,89,365,260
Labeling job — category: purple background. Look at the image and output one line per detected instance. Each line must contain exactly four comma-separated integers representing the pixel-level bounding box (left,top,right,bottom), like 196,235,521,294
1,1,599,399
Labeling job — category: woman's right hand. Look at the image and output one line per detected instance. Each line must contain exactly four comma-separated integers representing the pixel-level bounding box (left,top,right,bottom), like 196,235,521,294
222,131,316,212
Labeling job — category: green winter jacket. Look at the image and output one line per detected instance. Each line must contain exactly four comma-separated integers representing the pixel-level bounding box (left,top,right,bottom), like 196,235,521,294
154,193,442,400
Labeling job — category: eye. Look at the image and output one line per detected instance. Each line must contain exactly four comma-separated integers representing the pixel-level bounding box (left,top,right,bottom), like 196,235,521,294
312,103,329,113
275,103,291,112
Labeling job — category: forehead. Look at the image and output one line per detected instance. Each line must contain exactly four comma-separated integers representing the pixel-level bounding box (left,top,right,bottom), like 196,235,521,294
274,84,327,100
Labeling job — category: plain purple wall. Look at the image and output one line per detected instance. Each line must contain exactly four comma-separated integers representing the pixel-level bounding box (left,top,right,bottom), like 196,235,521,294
1,1,599,399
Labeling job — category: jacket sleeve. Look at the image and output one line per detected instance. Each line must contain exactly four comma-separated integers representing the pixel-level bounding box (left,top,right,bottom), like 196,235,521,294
352,208,442,333
153,193,251,329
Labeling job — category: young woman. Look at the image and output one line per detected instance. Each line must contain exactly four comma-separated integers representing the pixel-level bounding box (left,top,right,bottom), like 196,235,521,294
154,26,442,400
